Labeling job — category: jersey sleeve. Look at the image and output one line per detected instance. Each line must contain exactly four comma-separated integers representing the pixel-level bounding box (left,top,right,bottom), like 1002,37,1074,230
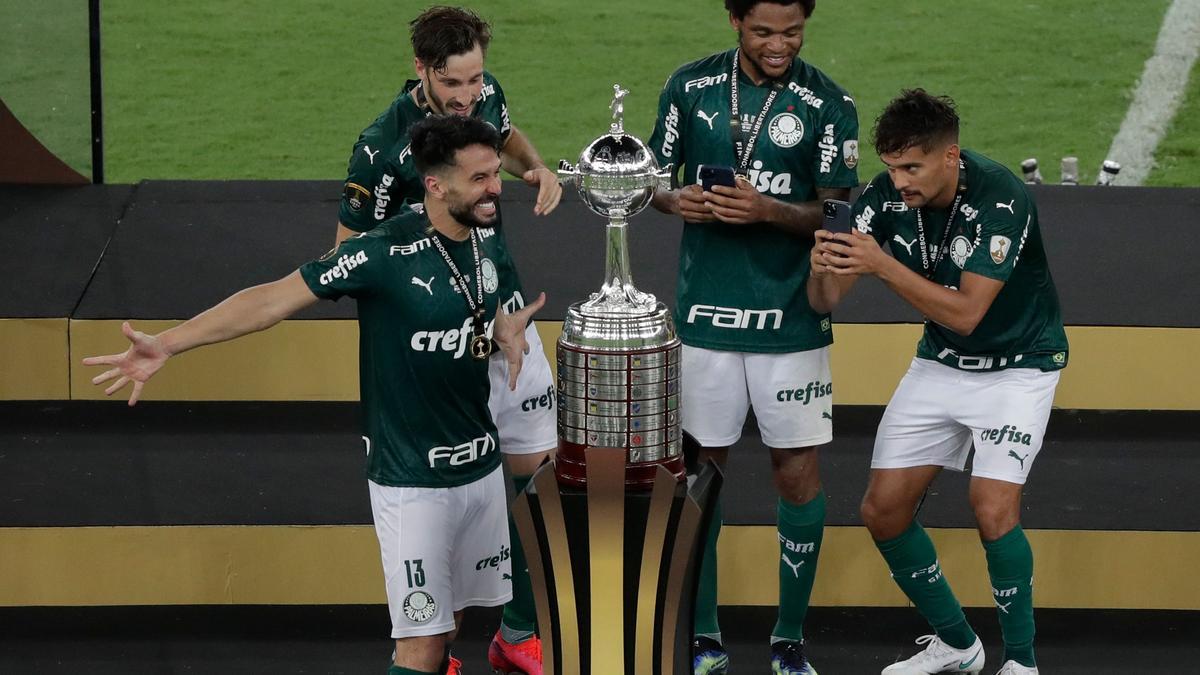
338,135,385,233
648,74,686,186
298,233,381,300
480,75,513,144
813,95,860,188
850,175,889,244
962,187,1033,282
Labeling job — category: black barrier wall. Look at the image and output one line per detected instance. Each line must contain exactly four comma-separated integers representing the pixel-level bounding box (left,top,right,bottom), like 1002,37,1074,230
2,181,1197,325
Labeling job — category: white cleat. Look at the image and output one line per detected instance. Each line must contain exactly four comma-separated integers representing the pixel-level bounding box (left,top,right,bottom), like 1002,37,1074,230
994,660,1037,674
881,634,984,674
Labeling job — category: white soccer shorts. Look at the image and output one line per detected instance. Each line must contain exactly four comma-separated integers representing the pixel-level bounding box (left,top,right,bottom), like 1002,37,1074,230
489,323,557,455
369,466,512,639
872,357,1060,484
681,345,834,449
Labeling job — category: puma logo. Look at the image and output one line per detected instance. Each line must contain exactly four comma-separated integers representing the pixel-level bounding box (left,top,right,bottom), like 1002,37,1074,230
996,199,1015,214
1008,449,1029,470
781,553,806,578
363,145,379,164
411,276,434,295
502,573,512,581
697,109,720,131
893,234,917,255
821,411,832,420
995,599,1012,614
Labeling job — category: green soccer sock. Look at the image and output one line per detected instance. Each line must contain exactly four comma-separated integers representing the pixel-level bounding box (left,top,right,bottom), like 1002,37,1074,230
501,473,537,635
693,498,723,637
771,491,826,642
984,525,1036,668
875,520,977,650
387,666,438,675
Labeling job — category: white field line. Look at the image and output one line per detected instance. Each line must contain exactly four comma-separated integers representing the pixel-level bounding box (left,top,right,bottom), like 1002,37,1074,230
1105,0,1200,185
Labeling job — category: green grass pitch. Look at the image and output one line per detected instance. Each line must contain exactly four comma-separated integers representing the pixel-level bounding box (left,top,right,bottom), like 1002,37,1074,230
3,0,1197,186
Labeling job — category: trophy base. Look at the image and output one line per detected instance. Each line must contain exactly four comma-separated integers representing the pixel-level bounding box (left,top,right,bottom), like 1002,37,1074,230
513,449,722,674
555,442,685,489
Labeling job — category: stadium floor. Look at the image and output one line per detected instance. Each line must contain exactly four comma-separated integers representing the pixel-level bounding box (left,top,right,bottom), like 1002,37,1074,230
2,605,1197,673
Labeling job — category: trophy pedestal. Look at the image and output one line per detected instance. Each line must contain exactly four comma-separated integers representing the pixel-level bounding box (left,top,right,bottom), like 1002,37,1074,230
513,448,722,675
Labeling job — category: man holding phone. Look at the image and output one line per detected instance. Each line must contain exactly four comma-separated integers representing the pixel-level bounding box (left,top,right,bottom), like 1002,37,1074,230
810,89,1067,675
648,1,858,673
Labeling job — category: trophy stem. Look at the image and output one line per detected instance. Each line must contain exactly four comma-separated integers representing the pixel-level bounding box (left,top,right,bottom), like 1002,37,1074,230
582,214,654,313
603,215,634,298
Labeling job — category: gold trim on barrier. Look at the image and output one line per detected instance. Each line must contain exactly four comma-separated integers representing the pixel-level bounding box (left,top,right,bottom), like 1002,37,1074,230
3,526,1198,609
636,466,677,674
661,488,703,673
585,447,628,674
533,465,578,675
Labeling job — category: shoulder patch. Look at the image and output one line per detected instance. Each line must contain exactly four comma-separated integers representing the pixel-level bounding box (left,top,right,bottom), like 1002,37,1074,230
843,140,859,169
343,183,371,212
990,235,1012,264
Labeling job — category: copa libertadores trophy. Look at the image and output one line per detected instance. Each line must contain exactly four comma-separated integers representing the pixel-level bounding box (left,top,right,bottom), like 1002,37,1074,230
512,85,721,675
555,84,685,489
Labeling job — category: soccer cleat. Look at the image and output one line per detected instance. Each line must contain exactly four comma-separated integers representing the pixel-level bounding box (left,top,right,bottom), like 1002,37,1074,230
445,654,463,675
881,634,984,674
692,636,730,675
487,630,542,675
994,660,1038,674
771,639,818,674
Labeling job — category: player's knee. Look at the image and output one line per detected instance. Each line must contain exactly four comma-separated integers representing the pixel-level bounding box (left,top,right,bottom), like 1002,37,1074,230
860,495,908,540
771,450,821,503
972,500,1019,541
393,634,448,669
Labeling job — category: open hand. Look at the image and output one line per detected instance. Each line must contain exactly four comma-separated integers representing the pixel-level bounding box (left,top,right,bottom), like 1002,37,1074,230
81,321,169,406
494,292,547,390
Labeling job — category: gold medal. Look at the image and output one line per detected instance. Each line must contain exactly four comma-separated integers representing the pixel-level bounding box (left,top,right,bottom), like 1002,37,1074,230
470,334,493,360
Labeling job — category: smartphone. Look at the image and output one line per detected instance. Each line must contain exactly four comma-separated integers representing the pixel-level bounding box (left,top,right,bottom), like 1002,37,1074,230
822,199,853,235
697,164,737,192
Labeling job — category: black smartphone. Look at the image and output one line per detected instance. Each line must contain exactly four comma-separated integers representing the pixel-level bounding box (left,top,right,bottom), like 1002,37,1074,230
822,199,853,235
697,164,737,192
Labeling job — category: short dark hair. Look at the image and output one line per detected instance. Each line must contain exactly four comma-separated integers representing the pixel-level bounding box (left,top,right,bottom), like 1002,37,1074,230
409,6,491,71
725,0,815,20
410,114,501,177
873,89,960,156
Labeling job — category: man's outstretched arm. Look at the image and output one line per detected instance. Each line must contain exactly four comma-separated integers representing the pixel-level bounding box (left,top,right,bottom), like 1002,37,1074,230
83,271,319,405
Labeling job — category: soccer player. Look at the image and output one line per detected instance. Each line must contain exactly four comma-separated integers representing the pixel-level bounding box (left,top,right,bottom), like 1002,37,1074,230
334,8,559,672
83,115,546,675
647,1,859,672
809,89,1068,675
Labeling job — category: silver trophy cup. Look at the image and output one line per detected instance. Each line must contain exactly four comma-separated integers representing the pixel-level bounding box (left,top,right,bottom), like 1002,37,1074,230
554,85,685,489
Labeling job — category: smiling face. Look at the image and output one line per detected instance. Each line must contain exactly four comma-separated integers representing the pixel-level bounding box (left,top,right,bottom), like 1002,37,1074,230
415,44,485,117
881,141,961,209
437,144,503,231
731,2,806,83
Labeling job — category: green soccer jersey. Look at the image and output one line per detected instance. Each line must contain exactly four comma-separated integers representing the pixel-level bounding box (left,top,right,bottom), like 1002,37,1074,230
299,208,525,487
648,49,860,353
338,74,513,231
852,149,1069,371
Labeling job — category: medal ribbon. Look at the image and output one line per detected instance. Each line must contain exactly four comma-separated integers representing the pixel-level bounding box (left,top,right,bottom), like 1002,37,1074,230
430,229,486,337
914,160,968,278
728,48,784,177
